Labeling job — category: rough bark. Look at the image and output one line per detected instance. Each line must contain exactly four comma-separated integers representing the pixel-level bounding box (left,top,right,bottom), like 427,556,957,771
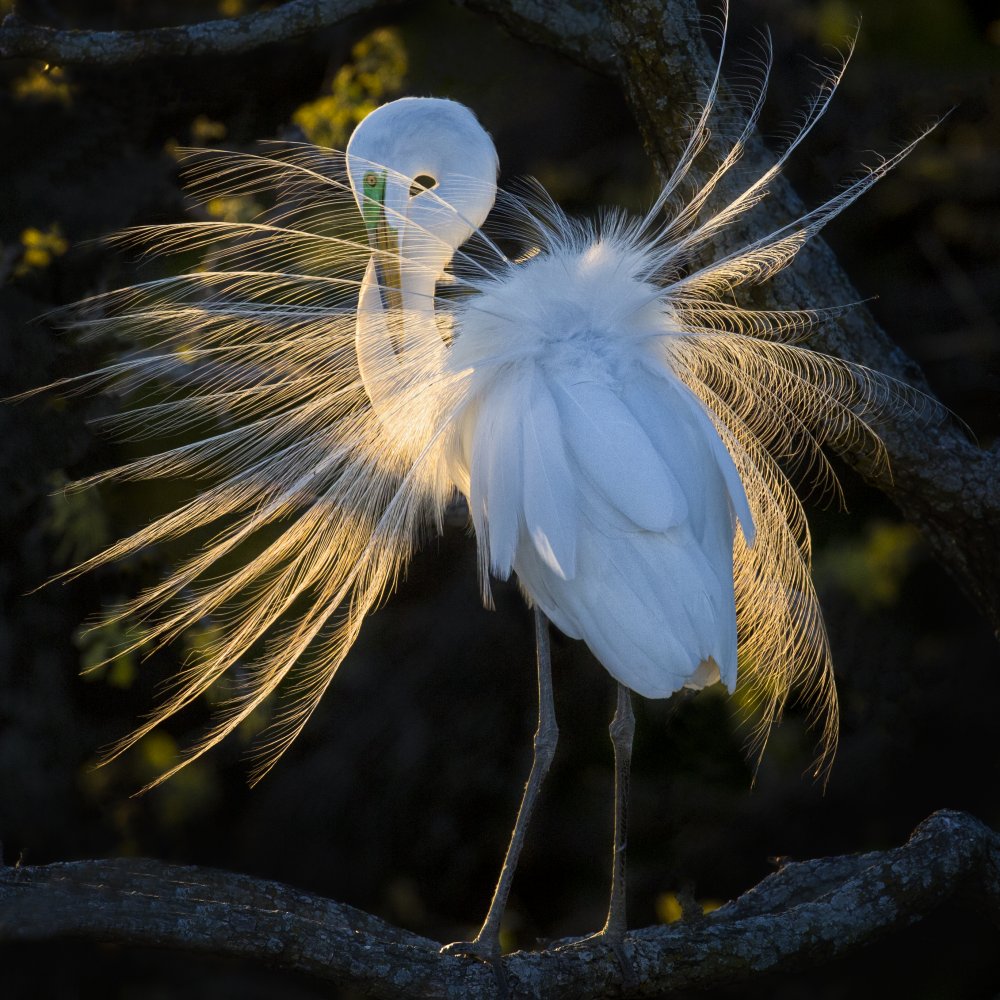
458,0,614,70
0,0,395,63
603,0,1000,630
2,811,998,998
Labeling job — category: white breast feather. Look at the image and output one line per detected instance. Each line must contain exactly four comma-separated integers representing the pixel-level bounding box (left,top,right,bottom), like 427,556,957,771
450,237,749,696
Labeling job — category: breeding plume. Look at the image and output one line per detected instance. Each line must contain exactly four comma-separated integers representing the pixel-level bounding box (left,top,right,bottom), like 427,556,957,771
48,20,927,960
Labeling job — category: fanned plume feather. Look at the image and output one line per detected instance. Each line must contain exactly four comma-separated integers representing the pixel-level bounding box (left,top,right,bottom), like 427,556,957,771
41,23,938,789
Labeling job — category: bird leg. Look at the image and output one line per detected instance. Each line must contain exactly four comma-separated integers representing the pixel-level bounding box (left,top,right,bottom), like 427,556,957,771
557,682,635,984
441,608,558,962
603,682,635,942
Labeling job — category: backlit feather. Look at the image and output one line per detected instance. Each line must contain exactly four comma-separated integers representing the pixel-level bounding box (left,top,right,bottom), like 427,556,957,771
42,26,939,790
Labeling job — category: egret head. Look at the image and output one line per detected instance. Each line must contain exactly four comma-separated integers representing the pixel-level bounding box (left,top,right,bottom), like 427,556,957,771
346,97,499,283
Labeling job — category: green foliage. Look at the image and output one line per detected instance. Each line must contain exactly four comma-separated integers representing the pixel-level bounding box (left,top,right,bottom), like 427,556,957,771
45,473,109,565
203,193,262,223
808,0,989,64
813,0,858,48
178,621,227,679
79,732,221,847
815,519,922,610
292,28,408,149
75,617,142,688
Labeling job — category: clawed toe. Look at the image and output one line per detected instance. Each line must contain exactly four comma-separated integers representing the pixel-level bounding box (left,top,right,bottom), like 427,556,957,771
440,939,508,996
556,929,636,988
440,937,500,961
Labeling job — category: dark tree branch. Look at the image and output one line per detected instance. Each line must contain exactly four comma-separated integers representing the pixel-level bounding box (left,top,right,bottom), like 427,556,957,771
0,0,394,64
2,811,998,998
603,0,1000,634
458,0,614,72
4,0,606,70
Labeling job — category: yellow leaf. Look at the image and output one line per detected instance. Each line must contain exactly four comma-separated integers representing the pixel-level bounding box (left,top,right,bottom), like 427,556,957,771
292,27,408,149
656,892,683,924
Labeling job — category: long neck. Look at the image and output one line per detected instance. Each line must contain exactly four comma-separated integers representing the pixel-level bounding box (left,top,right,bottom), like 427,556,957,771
398,228,455,356
399,253,441,318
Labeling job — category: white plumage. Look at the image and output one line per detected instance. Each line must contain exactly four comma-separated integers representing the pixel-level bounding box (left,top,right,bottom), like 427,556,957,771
46,30,930,805
444,232,753,698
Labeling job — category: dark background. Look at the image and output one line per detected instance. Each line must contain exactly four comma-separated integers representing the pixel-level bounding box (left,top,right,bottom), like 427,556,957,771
1,0,998,997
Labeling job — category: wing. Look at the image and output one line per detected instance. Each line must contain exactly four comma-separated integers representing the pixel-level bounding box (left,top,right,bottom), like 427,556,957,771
48,145,462,787
462,350,743,698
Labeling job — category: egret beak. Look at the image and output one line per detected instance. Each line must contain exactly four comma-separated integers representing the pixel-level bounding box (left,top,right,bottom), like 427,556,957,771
361,171,404,316
373,218,404,316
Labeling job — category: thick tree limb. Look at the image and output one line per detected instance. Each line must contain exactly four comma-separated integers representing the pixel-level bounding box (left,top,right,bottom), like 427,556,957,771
458,0,614,71
2,811,998,997
0,0,394,64
0,0,611,69
603,0,1000,634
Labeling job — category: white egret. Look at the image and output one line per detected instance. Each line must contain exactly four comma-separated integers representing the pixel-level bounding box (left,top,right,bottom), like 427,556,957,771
43,17,930,967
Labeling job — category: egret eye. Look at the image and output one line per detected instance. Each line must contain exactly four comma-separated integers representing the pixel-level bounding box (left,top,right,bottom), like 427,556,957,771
409,174,437,197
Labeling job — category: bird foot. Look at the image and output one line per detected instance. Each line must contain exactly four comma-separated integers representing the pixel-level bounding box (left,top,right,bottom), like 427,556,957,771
440,938,508,997
556,928,636,989
440,936,499,960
